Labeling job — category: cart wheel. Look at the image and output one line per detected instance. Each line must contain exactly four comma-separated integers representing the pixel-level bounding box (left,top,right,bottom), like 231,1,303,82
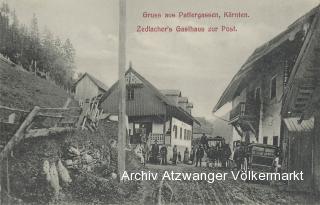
243,158,248,172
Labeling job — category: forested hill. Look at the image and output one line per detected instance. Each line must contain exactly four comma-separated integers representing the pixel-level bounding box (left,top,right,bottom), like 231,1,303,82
0,2,76,90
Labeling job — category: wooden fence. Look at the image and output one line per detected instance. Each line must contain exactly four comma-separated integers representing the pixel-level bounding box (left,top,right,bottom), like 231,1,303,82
0,96,110,203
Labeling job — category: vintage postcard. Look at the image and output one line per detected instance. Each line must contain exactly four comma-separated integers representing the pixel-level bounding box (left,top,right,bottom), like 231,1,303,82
0,0,319,204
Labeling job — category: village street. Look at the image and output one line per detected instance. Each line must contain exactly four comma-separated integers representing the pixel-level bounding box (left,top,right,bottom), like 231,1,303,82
129,163,317,205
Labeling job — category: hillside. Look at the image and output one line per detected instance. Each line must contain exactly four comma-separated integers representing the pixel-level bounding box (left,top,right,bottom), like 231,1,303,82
209,113,233,144
0,59,77,110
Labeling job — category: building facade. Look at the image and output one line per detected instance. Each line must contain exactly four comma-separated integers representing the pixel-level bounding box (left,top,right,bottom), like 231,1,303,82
99,67,198,160
74,73,109,101
213,5,320,193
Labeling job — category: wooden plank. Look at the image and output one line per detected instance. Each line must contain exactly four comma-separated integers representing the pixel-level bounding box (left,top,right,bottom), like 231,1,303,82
0,106,40,162
25,127,76,139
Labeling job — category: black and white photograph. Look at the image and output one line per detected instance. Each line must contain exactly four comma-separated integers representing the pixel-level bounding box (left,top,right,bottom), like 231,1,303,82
0,0,319,204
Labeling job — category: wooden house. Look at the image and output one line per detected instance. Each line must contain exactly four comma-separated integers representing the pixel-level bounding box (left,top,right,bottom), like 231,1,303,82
74,73,109,101
99,67,199,160
213,5,320,193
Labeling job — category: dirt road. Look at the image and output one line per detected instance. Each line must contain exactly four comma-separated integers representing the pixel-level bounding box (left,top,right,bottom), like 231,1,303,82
131,163,318,205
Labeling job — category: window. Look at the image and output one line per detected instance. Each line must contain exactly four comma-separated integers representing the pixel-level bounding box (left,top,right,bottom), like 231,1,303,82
188,130,192,140
180,127,182,139
184,129,187,140
263,136,268,144
273,136,279,146
127,87,134,100
173,125,177,139
255,87,261,102
270,76,277,99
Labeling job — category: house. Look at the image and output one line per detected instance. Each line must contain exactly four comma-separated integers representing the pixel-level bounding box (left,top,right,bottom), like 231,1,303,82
74,72,109,101
99,67,199,160
160,89,194,114
213,5,320,193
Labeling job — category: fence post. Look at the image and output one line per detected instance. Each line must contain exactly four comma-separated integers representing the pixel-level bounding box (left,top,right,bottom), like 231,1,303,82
0,106,40,162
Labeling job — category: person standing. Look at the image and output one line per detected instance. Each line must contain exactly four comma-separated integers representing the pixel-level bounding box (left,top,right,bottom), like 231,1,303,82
195,145,204,167
172,145,178,165
191,145,197,164
200,133,209,149
178,152,182,163
151,140,159,164
190,146,195,164
233,142,242,170
160,145,168,165
183,147,190,163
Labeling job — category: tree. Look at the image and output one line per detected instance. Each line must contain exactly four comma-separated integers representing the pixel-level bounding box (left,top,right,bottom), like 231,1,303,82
0,3,77,89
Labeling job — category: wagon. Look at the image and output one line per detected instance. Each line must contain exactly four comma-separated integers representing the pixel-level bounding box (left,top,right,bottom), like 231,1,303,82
242,143,278,173
207,136,225,147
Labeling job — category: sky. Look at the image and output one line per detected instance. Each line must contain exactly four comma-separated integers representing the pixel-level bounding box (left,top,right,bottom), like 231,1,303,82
6,0,320,119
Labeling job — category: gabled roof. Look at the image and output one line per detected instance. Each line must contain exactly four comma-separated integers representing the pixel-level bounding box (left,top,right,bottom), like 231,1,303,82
213,5,320,112
160,89,182,96
100,67,199,125
74,73,109,91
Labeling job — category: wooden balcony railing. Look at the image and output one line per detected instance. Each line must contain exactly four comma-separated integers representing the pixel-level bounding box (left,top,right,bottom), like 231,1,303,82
149,133,171,145
230,102,259,122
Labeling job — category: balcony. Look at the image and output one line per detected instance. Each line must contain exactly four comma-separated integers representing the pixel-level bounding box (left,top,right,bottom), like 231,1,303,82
229,102,259,123
149,133,171,145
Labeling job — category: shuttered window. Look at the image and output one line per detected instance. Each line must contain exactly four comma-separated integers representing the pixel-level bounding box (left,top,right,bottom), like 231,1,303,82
173,125,177,139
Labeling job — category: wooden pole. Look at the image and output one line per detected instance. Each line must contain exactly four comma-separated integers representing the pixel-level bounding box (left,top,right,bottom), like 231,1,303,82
6,157,9,205
118,0,126,181
0,106,40,162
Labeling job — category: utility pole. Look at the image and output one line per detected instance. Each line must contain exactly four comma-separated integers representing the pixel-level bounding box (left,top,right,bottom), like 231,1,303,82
117,0,126,182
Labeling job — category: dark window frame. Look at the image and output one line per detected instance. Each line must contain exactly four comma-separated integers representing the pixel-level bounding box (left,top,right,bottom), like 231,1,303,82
127,87,135,100
273,136,279,146
174,125,177,139
270,75,277,99
263,136,268,144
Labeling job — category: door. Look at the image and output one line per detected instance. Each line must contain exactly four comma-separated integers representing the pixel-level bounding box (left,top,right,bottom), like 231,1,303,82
130,122,152,144
288,132,313,192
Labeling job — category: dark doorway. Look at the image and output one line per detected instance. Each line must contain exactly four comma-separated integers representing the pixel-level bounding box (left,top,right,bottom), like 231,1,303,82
130,122,152,144
273,136,279,146
263,136,268,144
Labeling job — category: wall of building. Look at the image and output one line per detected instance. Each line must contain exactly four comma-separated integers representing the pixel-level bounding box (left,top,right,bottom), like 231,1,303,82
258,62,284,146
75,75,99,100
101,83,167,116
232,88,247,107
167,117,192,160
152,123,164,134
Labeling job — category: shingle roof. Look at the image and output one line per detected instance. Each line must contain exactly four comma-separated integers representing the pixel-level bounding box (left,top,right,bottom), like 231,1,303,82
74,73,109,92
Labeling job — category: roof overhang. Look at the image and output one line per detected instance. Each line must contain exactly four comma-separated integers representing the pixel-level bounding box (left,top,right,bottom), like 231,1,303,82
283,117,314,132
213,5,320,113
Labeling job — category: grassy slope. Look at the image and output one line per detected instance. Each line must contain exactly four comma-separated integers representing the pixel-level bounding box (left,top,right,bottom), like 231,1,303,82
0,61,77,110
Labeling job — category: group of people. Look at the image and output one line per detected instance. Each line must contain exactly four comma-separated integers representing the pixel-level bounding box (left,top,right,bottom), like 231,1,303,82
172,145,191,165
139,133,234,168
148,142,193,165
